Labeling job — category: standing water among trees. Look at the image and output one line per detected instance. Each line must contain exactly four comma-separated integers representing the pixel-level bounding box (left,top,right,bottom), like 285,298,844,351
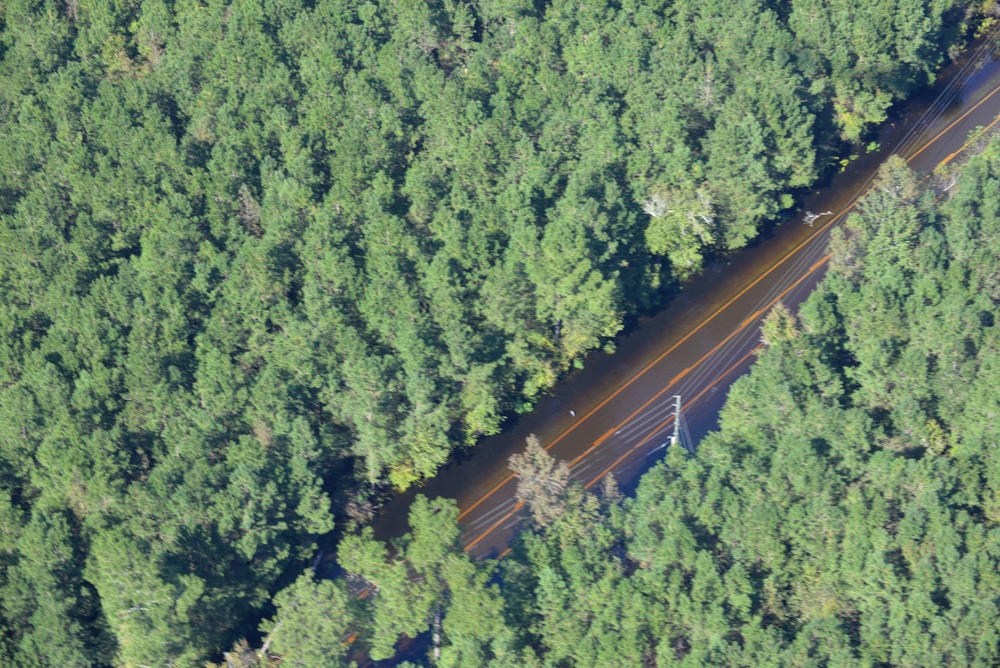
0,0,996,664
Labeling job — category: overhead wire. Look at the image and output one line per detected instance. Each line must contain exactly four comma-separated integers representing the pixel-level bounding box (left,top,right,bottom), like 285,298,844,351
458,29,1000,557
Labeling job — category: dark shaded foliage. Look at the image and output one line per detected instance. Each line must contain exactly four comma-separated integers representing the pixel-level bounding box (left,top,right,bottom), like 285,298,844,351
0,0,977,663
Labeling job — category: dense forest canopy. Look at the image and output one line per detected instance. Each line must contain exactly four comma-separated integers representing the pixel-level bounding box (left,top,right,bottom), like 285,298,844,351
264,138,1000,667
0,0,988,664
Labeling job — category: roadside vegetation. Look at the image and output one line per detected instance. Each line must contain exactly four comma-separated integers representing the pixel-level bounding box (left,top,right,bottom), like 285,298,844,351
262,136,1000,668
0,0,989,664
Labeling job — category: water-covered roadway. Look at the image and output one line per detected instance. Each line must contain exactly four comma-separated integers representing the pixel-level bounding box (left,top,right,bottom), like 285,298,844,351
372,35,1000,560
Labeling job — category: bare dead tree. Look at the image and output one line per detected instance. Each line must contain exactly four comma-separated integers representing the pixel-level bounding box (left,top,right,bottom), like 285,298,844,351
802,210,832,227
642,192,672,219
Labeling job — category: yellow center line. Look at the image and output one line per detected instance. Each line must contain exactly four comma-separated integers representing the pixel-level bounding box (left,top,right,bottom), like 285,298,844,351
934,112,1000,171
906,80,1000,164
464,501,523,551
466,253,831,551
584,254,831,489
455,73,1000,552
585,344,763,489
460,204,853,521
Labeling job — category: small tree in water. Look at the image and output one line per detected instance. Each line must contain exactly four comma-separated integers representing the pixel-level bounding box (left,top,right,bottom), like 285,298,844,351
509,435,570,529
760,301,799,348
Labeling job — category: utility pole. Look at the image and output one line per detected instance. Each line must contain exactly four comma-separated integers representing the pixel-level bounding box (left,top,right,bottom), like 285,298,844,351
671,395,681,447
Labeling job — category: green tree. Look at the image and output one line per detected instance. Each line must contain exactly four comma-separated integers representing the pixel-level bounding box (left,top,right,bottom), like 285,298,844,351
259,573,361,668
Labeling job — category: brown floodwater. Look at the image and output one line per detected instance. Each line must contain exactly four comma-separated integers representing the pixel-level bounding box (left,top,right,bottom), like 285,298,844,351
368,33,1000,560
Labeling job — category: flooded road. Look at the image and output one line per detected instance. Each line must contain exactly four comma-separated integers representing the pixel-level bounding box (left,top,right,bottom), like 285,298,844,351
371,34,1000,560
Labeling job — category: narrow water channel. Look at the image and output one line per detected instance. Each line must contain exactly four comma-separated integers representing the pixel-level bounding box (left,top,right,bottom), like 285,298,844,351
367,33,1000,560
